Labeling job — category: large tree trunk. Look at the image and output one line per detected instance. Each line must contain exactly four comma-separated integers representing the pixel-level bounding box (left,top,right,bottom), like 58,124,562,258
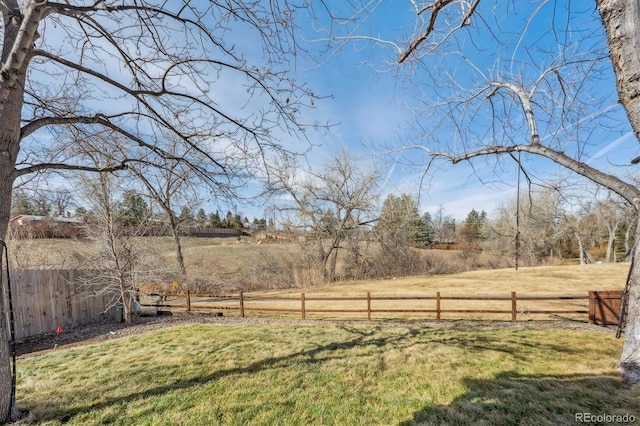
597,0,640,143
597,0,640,384
620,221,640,383
0,0,29,419
625,224,632,262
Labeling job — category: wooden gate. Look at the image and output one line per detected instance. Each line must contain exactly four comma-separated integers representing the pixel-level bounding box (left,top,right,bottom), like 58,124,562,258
589,291,624,326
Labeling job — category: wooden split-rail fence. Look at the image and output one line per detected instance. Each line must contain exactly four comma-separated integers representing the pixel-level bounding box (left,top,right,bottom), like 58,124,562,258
142,291,604,323
2,268,622,340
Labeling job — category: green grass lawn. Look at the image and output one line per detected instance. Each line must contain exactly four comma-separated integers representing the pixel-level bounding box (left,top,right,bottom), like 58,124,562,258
18,323,640,425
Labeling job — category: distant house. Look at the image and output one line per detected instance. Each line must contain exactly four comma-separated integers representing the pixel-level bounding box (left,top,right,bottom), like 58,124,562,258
9,215,84,239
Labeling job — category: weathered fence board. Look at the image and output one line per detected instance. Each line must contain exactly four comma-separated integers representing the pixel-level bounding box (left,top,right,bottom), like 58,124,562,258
3,269,114,340
589,291,624,325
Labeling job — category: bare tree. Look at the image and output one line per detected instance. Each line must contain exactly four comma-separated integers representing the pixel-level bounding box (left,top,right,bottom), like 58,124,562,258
49,188,73,217
0,1,317,420
78,168,146,326
594,197,625,263
313,0,640,382
487,189,570,266
270,152,379,282
123,136,216,281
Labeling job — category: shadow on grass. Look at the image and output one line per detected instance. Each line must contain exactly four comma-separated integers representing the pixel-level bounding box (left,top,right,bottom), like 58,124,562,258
400,371,640,426
49,326,394,423
29,325,629,424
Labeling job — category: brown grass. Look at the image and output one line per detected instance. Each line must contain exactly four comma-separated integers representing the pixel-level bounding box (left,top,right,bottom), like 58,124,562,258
7,236,629,318
153,263,628,322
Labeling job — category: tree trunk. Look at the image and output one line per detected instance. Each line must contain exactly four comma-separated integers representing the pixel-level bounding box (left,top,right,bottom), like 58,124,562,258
119,275,134,324
168,213,187,278
597,0,640,145
620,221,640,384
585,248,597,264
606,226,616,263
0,110,19,426
577,233,585,265
625,224,632,261
0,266,17,424
0,0,28,418
329,246,339,282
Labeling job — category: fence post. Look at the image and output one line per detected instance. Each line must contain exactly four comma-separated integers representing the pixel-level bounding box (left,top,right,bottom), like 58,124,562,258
186,290,191,312
511,291,517,322
436,292,441,321
240,291,245,318
301,292,306,320
367,292,371,321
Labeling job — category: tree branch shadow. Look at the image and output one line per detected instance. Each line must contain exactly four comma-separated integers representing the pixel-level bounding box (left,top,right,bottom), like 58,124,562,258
400,371,640,425
25,324,633,424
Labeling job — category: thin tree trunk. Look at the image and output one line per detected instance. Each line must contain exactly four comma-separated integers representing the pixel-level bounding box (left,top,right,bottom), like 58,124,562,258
329,246,339,281
625,224,632,261
168,213,187,278
576,232,585,265
605,223,617,263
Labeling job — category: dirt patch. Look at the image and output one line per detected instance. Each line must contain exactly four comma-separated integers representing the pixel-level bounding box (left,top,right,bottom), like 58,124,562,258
15,313,617,358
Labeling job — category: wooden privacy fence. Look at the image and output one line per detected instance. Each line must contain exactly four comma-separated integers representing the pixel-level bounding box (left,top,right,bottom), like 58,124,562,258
143,291,595,322
589,291,624,325
4,269,114,340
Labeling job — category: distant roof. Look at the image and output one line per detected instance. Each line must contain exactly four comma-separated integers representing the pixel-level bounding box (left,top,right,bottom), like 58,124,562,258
11,215,83,224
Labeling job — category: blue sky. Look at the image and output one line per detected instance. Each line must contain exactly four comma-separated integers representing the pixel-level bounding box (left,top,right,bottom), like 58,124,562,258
24,1,640,224
239,0,639,223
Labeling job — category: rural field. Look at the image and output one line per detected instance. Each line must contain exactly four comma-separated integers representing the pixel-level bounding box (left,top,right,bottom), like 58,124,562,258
9,236,631,322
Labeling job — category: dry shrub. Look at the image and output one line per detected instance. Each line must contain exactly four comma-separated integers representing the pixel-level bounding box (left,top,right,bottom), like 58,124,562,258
241,249,314,290
291,266,325,287
346,246,475,280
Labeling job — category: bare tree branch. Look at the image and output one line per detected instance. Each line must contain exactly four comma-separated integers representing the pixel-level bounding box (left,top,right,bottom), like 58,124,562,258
430,143,640,203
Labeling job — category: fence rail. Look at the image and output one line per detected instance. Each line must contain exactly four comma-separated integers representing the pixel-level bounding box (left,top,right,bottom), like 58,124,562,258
5,267,615,341
140,291,591,322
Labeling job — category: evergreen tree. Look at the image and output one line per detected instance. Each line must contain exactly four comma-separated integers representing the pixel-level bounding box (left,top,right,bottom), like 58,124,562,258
209,210,223,228
461,209,488,244
178,206,194,227
232,214,244,229
118,190,149,227
416,212,434,247
11,190,52,217
376,194,422,247
196,208,207,227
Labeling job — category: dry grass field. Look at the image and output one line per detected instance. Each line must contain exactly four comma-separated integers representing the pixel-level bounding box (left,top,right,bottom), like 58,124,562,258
150,262,629,322
262,262,628,296
8,236,629,322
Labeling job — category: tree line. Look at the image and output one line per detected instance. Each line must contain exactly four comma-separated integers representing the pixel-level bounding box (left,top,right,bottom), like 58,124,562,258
10,188,271,231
